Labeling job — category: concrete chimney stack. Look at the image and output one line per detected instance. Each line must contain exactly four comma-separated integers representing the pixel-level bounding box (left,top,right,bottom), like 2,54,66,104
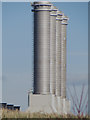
27,2,70,114
32,1,52,94
56,11,63,96
50,6,57,94
61,14,69,98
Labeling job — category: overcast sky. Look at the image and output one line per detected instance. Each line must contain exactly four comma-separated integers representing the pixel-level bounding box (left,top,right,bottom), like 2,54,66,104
1,2,88,112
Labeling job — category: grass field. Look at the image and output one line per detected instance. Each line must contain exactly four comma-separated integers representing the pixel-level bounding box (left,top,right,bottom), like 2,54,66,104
0,109,89,119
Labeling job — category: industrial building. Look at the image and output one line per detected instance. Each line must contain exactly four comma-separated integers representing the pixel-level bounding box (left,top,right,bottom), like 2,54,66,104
27,1,70,114
0,103,20,111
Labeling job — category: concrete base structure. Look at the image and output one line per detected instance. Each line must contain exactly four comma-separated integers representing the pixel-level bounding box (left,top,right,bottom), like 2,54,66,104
27,92,70,114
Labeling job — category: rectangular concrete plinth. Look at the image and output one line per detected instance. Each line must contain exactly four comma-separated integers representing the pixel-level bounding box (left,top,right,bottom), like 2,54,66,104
27,93,70,114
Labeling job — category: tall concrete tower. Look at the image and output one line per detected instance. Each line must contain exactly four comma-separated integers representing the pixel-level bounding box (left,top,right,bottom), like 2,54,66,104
61,15,69,98
32,1,52,94
50,6,57,94
27,1,70,114
56,11,63,96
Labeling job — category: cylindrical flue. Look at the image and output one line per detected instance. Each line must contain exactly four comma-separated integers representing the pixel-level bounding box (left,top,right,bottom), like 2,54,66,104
32,1,52,94
50,6,57,94
55,11,63,96
60,15,69,98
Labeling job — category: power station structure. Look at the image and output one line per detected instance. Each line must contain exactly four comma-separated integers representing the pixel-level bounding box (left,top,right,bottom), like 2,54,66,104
27,1,70,114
